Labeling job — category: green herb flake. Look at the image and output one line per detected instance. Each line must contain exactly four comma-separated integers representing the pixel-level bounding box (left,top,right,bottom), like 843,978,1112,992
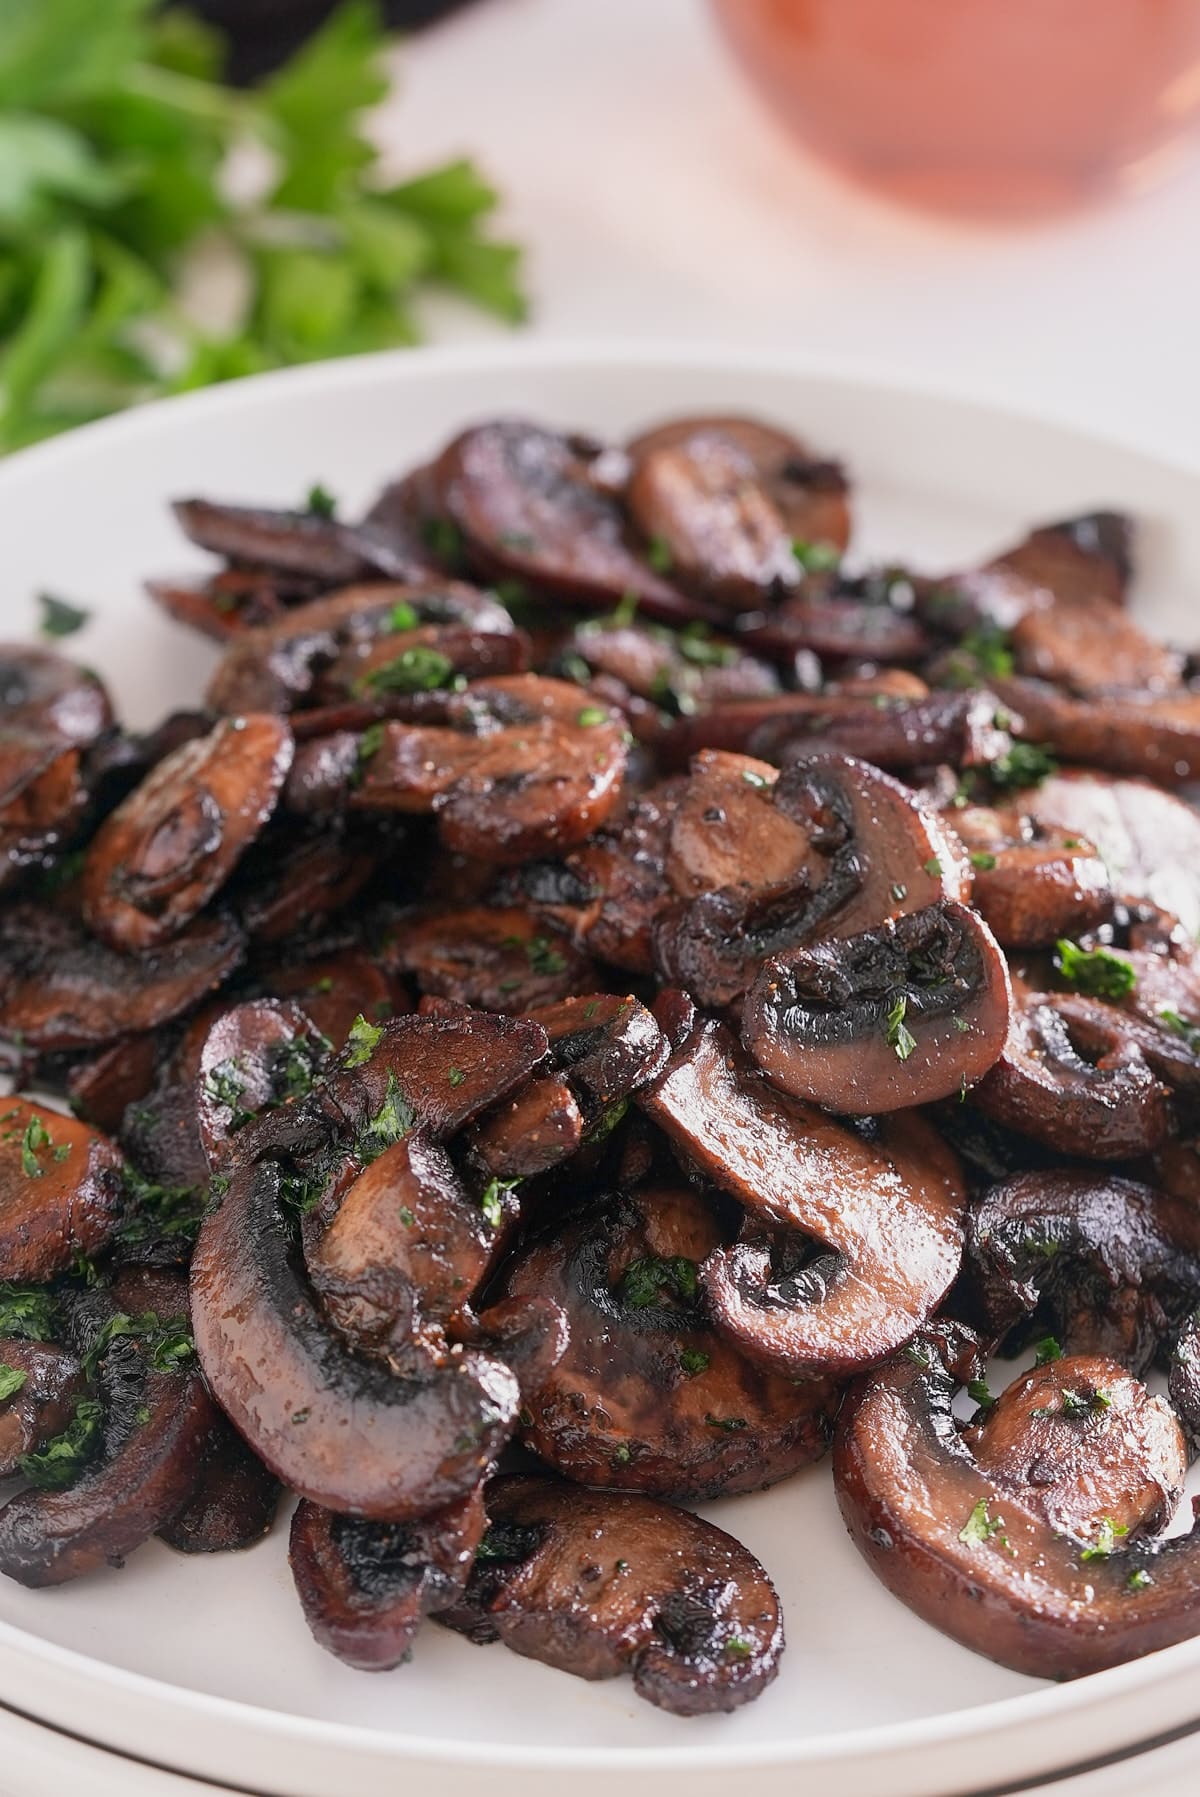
970,851,997,871
621,1255,699,1310
959,1498,1004,1547
422,518,464,564
1159,1006,1200,1052
0,1284,58,1342
792,538,841,573
988,742,1059,791
611,1443,632,1465
447,1065,466,1088
646,534,674,574
903,1343,931,1369
479,1176,518,1229
924,857,942,877
0,1364,28,1402
344,1013,384,1067
19,1396,104,1491
38,593,90,638
741,769,769,788
885,995,917,1063
1034,1335,1063,1365
387,601,419,632
1126,1567,1153,1593
361,645,455,695
704,1413,747,1433
305,482,337,518
967,1378,994,1410
357,1071,415,1165
19,1113,52,1179
724,1636,753,1661
678,1348,710,1378
1081,1517,1129,1561
1054,939,1137,1001
525,936,567,977
576,706,608,728
938,622,1014,688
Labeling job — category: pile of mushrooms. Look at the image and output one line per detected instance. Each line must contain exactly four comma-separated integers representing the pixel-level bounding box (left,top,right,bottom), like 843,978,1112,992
3,411,1200,1711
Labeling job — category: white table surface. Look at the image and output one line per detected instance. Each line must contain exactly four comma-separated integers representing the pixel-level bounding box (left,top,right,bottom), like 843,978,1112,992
10,3,1200,1791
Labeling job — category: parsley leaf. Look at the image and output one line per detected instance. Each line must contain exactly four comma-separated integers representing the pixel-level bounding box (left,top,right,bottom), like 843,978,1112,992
37,591,90,636
1054,939,1136,1000
886,995,917,1062
0,1363,27,1402
19,1395,104,1490
620,1255,698,1309
959,1498,1004,1546
0,1283,59,1341
343,1013,383,1067
1081,1517,1128,1561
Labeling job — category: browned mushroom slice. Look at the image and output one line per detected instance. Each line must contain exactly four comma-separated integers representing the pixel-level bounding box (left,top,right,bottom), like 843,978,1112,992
428,420,710,627
470,1077,584,1178
0,1286,220,1587
1169,1314,1200,1456
353,676,629,861
0,731,87,889
436,1475,783,1715
560,620,779,718
0,1339,85,1478
742,900,1011,1113
0,645,113,747
524,992,668,1118
626,415,850,609
964,1353,1186,1546
746,587,931,665
82,715,293,952
234,825,375,944
1023,770,1200,938
504,1185,837,1498
196,1000,331,1169
190,1161,519,1520
551,777,688,975
1010,599,1181,698
965,1171,1200,1372
833,1328,1200,1680
994,677,1200,786
147,569,311,643
973,990,1173,1160
173,498,383,585
384,906,595,1014
158,1417,281,1554
0,1099,123,1280
640,1020,965,1376
952,804,1112,948
994,512,1134,610
0,905,244,1052
261,950,398,1053
304,1131,496,1350
292,1488,485,1671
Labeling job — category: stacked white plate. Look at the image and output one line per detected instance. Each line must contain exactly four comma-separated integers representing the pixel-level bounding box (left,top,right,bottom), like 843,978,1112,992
1,346,1198,1797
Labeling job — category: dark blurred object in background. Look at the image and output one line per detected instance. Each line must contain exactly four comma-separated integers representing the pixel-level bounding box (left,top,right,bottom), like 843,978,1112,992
179,0,474,81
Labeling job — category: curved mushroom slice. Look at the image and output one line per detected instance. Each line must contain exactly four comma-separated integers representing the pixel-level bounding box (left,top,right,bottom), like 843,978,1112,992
639,1019,965,1377
504,1185,838,1499
147,568,309,643
523,993,668,1119
290,1486,485,1671
436,1475,783,1716
0,645,112,747
1010,600,1181,698
0,1339,85,1478
559,619,779,720
196,1000,332,1169
82,715,293,952
235,824,376,943
0,1285,220,1588
965,1171,1200,1372
191,1161,520,1520
741,587,930,666
833,1329,1200,1680
742,900,1010,1113
428,420,708,627
964,1353,1186,1546
973,990,1173,1161
173,498,388,586
470,1076,584,1179
952,804,1112,948
262,950,398,1053
993,511,1134,611
626,416,849,604
352,676,629,862
0,732,88,890
0,1098,124,1280
304,1131,497,1350
384,906,595,1014
1170,1314,1200,1456
994,677,1200,786
158,1417,281,1554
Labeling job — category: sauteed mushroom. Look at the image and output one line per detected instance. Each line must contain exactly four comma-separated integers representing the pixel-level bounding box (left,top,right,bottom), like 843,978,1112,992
0,1099,124,1280
436,1474,784,1714
0,645,112,747
158,1419,281,1554
0,1339,85,1479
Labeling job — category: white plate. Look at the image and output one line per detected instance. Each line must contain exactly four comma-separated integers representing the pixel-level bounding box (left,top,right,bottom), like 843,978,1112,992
1,344,1200,1797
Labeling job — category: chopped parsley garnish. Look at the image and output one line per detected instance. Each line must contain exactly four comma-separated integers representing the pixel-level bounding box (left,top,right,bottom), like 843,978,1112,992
0,1284,59,1342
305,483,337,518
83,1310,195,1381
966,1378,994,1410
38,593,91,638
388,601,420,632
904,1343,931,1369
959,1498,1005,1547
19,1113,52,1179
0,1364,28,1403
1159,1006,1200,1052
525,937,567,977
19,1396,104,1490
576,706,608,728
1126,1567,1153,1592
344,1014,383,1067
1034,1335,1063,1365
620,1255,698,1310
741,768,769,788
676,623,736,668
988,742,1058,791
1054,939,1136,1000
885,995,917,1062
970,851,997,871
924,857,942,877
356,722,386,778
202,1058,252,1125
422,517,464,565
938,621,1014,688
678,1348,710,1378
724,1636,753,1661
646,534,674,573
611,1443,632,1465
479,1177,518,1229
448,1066,466,1088
791,538,841,573
357,1072,415,1165
1081,1517,1128,1561
704,1413,747,1433
361,645,456,694
116,1168,206,1250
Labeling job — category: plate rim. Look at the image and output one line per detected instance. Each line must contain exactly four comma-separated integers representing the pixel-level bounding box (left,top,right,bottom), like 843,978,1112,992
3,337,1200,1774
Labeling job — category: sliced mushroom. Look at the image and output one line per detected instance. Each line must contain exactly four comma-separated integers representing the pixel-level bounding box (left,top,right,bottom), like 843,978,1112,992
559,619,779,721
640,1019,965,1376
742,586,930,666
1010,600,1180,699
994,677,1200,786
382,905,595,1015
951,803,1112,948
742,900,1010,1113
833,1328,1200,1680
470,1076,584,1178
0,1339,85,1479
147,569,305,643
158,1418,281,1554
436,1475,783,1715
0,1281,220,1587
523,992,668,1119
974,989,1173,1161
993,511,1134,610
260,949,397,1053
428,420,708,627
173,498,384,586
290,1486,485,1671
191,1161,520,1520
1169,1313,1200,1455
0,645,113,747
196,999,332,1169
352,676,629,861
965,1170,1200,1371
504,1185,837,1498
0,1099,124,1280
0,731,87,890
82,715,293,952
